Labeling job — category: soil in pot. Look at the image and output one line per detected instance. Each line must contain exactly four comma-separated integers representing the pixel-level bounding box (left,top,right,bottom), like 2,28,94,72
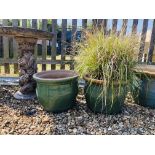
84,76,126,114
33,70,78,113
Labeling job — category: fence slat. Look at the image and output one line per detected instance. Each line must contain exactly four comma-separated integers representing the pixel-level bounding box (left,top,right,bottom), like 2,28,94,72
112,19,118,34
32,19,37,29
0,36,2,73
32,19,38,61
103,19,107,34
121,19,128,35
148,19,155,63
72,19,77,39
61,19,67,69
92,19,97,29
12,19,19,74
96,19,108,34
82,19,87,29
42,19,47,71
138,19,148,62
70,19,77,70
2,19,10,74
51,19,57,70
98,19,103,25
22,19,27,28
0,36,2,57
132,19,138,34
98,19,103,29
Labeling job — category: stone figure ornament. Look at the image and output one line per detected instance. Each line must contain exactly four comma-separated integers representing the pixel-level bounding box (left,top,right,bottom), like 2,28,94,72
0,26,53,99
14,37,38,99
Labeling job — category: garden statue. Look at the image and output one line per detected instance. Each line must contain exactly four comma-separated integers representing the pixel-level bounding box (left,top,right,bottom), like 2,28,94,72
0,26,53,99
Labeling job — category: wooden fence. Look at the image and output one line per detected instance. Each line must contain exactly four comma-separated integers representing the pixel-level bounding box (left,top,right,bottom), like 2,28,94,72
0,19,155,76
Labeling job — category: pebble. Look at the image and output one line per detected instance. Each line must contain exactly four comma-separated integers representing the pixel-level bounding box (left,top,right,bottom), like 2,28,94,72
0,86,155,135
108,127,112,131
42,116,50,124
73,128,77,133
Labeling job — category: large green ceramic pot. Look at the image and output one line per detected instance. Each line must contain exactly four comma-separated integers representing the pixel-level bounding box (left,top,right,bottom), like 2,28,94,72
83,75,127,114
33,70,78,112
135,64,155,108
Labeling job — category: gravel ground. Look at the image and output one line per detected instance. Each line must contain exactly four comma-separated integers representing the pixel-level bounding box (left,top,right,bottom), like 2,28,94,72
0,85,155,135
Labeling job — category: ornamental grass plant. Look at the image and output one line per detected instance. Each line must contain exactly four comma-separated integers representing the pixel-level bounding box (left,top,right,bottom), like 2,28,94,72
75,29,141,112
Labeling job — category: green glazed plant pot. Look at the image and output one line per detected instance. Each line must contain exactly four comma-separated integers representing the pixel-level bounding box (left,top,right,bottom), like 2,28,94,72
83,75,126,114
135,64,155,108
33,70,78,112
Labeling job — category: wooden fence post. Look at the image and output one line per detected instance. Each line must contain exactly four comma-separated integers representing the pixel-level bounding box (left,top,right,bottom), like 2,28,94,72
132,19,138,34
92,19,98,29
112,19,118,34
12,19,19,74
138,19,148,62
148,19,155,63
0,36,2,73
121,19,128,35
22,19,27,28
32,19,38,61
82,19,87,29
70,19,77,70
98,19,103,30
2,19,10,74
32,19,37,29
103,19,107,35
61,19,67,69
51,19,57,70
42,19,47,71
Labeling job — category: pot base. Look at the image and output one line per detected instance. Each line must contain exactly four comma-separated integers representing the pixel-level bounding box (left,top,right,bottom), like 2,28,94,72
14,91,36,100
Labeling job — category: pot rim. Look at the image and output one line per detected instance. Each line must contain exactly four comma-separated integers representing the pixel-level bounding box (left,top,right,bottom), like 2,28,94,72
83,75,127,86
33,70,78,82
133,64,155,78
